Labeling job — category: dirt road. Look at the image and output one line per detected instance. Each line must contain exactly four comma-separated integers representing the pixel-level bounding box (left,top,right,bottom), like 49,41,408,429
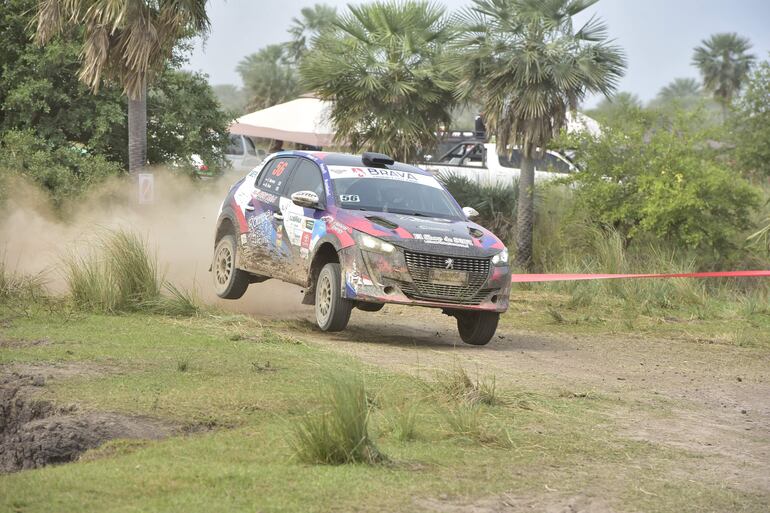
270,299,770,497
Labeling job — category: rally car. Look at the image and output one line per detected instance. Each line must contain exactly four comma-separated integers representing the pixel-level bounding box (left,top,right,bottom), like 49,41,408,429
211,151,511,345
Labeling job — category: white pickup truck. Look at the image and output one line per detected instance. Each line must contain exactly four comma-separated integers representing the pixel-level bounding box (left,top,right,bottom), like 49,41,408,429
421,141,576,186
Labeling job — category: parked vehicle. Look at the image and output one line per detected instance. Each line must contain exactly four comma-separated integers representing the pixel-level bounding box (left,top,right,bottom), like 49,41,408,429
421,142,576,185
193,134,266,179
212,150,512,345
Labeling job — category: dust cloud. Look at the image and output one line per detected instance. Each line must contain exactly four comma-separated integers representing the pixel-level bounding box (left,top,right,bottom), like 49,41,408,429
0,170,310,318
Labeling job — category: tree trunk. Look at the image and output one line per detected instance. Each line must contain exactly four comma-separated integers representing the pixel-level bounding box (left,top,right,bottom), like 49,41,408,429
128,83,147,174
514,155,535,270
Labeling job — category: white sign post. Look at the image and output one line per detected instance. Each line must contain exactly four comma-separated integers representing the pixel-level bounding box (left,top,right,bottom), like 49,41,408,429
138,173,154,205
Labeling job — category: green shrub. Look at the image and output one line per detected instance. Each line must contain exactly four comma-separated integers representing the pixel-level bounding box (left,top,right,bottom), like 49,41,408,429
292,374,385,465
439,173,519,242
565,111,761,260
0,130,121,205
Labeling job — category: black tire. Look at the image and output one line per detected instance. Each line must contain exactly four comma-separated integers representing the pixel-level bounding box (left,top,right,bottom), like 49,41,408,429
356,302,384,312
315,263,353,332
212,234,250,299
456,311,499,346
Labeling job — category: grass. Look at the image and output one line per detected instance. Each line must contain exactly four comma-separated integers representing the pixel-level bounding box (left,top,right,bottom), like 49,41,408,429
435,366,500,406
61,229,199,316
0,259,45,304
292,374,386,465
0,305,768,512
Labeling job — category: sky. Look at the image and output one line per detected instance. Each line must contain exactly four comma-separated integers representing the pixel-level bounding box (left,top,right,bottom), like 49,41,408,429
185,0,770,108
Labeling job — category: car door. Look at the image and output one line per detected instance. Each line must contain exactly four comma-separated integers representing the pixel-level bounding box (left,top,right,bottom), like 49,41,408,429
276,158,328,285
241,156,298,277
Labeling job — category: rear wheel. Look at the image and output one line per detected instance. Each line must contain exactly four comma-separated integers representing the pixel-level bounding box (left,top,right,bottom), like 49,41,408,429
315,263,353,331
456,311,499,346
213,234,250,299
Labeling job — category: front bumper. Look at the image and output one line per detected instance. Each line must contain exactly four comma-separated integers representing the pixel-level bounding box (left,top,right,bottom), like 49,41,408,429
338,246,510,312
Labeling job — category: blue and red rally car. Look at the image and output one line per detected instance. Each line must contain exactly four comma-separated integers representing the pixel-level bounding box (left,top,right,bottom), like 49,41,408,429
212,150,511,345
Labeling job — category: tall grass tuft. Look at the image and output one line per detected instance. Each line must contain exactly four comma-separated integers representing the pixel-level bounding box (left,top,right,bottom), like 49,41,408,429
435,366,499,406
62,228,197,315
102,229,160,306
292,374,386,465
0,259,45,304
142,282,201,317
390,402,419,442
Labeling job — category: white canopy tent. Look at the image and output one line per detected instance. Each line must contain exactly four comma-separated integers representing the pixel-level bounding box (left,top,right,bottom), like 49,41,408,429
229,96,601,149
229,96,335,147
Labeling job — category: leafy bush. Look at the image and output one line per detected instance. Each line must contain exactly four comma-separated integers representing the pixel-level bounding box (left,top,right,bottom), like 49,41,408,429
565,111,761,260
439,173,519,242
292,374,385,465
0,130,121,205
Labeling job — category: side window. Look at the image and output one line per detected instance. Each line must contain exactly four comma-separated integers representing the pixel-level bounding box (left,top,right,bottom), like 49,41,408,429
226,134,244,156
244,137,257,156
543,154,571,174
500,149,523,168
257,157,296,194
284,159,325,202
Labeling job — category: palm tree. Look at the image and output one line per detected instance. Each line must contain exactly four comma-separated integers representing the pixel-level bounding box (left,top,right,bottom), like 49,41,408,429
35,0,210,174
692,33,755,120
300,1,457,162
589,91,642,126
454,0,626,269
285,3,337,64
650,77,707,114
237,45,299,110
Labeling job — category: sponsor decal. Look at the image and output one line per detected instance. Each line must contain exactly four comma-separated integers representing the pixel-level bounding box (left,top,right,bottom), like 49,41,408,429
365,168,417,181
327,165,443,189
321,215,350,235
247,212,274,245
304,219,315,230
413,233,473,248
252,189,278,204
300,231,312,249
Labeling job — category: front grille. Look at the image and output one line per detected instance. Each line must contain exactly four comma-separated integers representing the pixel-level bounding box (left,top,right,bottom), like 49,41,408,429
402,251,491,304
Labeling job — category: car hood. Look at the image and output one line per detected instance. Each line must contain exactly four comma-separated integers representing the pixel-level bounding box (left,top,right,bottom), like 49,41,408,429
336,209,505,257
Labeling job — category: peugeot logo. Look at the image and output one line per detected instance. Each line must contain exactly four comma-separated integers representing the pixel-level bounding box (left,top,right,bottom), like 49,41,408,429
444,258,454,270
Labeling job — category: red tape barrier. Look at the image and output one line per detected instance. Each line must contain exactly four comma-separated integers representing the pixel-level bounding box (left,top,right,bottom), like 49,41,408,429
511,270,770,283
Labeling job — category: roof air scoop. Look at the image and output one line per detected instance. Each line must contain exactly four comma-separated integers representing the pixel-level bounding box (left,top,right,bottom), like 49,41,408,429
362,152,394,167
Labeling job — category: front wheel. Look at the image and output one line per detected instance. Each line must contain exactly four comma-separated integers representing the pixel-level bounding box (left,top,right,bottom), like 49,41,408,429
315,263,353,332
213,235,250,299
456,311,499,346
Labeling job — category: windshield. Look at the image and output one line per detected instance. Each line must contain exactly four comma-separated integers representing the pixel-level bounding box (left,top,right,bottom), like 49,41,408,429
328,166,462,219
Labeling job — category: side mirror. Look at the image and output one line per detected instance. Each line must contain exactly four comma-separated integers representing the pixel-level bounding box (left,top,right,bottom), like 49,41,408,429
462,206,479,219
291,190,320,209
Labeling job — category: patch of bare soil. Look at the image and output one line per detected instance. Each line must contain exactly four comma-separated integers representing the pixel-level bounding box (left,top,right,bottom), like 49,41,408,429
0,338,50,349
416,493,612,513
0,370,175,473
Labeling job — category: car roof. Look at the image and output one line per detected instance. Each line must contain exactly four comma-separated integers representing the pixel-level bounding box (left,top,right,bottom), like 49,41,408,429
294,151,430,175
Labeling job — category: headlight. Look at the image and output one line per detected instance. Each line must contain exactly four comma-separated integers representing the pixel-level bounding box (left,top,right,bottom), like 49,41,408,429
491,247,509,265
356,232,396,253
